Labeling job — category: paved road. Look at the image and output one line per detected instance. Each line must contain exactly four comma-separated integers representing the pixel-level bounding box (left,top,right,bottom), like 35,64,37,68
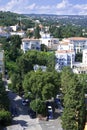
4,79,63,130
5,90,42,130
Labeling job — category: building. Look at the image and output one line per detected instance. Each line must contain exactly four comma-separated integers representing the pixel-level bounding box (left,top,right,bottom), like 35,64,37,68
10,25,19,31
83,49,87,64
21,38,41,53
0,31,10,38
55,50,75,71
40,32,59,51
68,37,87,53
10,30,26,38
73,49,87,74
33,64,47,72
0,50,4,75
55,38,75,71
58,37,87,54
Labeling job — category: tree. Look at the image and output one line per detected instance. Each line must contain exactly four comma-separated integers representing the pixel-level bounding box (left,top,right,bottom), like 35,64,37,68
41,44,48,52
30,99,46,116
61,73,86,130
75,53,82,62
23,70,60,101
34,25,41,39
61,67,74,95
0,110,12,126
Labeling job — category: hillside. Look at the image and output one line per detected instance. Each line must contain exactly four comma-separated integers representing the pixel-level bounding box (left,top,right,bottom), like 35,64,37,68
0,11,34,28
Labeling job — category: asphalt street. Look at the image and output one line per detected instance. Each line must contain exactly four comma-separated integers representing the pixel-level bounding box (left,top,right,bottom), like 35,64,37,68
4,79,63,130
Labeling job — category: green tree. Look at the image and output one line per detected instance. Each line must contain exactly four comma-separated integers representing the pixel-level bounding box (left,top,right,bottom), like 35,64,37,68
61,73,86,130
61,67,73,94
34,25,41,39
75,53,82,62
30,99,46,116
23,70,60,101
0,110,12,126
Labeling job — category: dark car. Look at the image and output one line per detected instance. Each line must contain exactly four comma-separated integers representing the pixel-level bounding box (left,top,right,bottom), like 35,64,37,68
28,108,36,119
54,98,61,108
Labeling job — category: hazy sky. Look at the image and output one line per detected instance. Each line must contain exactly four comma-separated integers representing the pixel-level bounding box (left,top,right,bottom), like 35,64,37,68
0,0,87,15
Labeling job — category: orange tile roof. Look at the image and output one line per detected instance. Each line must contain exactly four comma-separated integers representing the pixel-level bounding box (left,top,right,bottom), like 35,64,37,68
56,50,74,53
68,37,87,41
22,38,40,41
60,41,70,45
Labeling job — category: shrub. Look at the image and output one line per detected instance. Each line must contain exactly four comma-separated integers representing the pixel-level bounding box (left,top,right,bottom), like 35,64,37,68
0,110,12,126
30,99,46,116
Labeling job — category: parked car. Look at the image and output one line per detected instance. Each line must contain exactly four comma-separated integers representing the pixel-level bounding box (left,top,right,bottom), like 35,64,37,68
47,106,53,119
22,99,27,106
28,108,36,119
54,98,61,108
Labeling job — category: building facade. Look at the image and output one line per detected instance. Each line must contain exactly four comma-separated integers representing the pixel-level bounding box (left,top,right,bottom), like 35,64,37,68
55,50,75,71
58,37,87,54
40,33,59,51
21,38,41,53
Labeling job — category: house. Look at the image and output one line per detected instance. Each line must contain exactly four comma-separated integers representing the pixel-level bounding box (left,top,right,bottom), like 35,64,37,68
33,64,47,72
55,38,75,71
40,32,59,51
73,49,87,74
0,30,10,38
21,38,41,53
59,37,87,54
10,30,26,38
55,50,75,71
0,50,4,75
10,24,19,31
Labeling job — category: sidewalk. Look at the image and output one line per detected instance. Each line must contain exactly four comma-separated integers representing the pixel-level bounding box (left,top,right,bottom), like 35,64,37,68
4,118,42,130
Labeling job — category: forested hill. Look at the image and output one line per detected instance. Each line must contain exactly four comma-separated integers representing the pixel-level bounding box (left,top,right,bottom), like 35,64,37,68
0,11,34,28
0,11,23,26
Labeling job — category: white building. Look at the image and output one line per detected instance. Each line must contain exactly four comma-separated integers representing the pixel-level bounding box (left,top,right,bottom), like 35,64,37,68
40,32,59,50
10,30,26,38
0,50,4,75
34,64,46,72
0,31,10,38
58,37,87,54
73,49,87,74
21,38,41,53
55,38,75,71
10,25,19,31
55,50,75,71
82,49,87,64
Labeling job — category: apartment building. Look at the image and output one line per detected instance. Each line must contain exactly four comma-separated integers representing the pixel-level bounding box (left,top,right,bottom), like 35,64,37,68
40,32,59,51
59,37,87,54
55,50,75,71
73,49,87,74
21,38,41,53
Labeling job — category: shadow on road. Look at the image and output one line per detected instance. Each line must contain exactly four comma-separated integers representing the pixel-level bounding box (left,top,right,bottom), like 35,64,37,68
12,119,28,127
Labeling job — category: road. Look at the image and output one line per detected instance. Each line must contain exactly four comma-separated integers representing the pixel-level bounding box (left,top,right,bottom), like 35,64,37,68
4,80,63,130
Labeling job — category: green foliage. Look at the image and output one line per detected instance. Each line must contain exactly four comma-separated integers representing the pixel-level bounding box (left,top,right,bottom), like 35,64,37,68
61,70,86,130
23,70,60,101
0,11,34,28
17,51,55,77
34,25,41,38
61,67,74,94
75,53,82,62
11,72,22,94
0,75,11,126
41,44,48,52
50,24,83,38
0,110,12,126
30,99,46,116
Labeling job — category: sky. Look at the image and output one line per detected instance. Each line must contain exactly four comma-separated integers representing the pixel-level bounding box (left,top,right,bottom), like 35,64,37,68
0,0,87,15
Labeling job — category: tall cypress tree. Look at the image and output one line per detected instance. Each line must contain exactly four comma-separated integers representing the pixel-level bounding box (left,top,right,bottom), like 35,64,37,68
61,68,86,130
